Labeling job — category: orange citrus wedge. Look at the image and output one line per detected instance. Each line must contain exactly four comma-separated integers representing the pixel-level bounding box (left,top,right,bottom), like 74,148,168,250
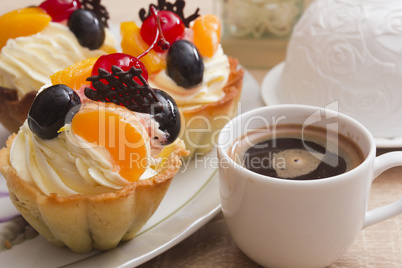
0,7,51,50
192,14,221,58
71,103,149,182
120,21,166,74
50,57,98,90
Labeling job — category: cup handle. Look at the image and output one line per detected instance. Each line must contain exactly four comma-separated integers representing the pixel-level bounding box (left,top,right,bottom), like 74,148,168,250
363,151,402,228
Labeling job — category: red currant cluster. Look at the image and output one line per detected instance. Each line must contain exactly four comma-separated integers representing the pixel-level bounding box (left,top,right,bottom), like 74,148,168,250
97,6,202,90
140,6,204,88
91,7,172,85
140,9,185,53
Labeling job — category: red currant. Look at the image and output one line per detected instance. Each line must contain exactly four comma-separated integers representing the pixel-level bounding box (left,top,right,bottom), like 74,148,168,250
89,9,172,88
92,53,148,85
39,0,81,22
140,10,184,53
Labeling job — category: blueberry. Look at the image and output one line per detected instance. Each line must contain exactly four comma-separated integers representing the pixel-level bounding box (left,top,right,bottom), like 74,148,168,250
28,84,81,139
68,9,105,50
166,40,204,89
152,89,181,145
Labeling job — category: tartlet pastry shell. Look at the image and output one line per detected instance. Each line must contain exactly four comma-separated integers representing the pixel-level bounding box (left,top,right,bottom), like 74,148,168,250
0,134,187,253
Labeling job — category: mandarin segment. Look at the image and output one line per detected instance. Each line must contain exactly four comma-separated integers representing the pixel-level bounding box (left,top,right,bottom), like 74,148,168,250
50,57,98,90
0,7,51,49
192,14,221,58
71,104,149,182
121,21,166,74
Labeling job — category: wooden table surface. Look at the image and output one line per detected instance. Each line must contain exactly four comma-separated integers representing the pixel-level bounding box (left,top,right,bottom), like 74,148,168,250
2,0,402,267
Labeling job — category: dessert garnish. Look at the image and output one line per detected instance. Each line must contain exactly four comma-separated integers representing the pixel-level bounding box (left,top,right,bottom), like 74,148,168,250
0,7,51,49
28,7,180,145
139,0,200,27
84,6,169,110
84,66,161,113
91,53,149,82
27,84,81,139
39,0,81,22
140,6,173,53
71,102,151,182
39,0,109,26
0,0,111,50
141,9,184,53
137,0,209,88
68,9,105,50
79,0,109,27
192,14,221,58
149,88,181,145
89,7,169,83
84,62,181,145
166,40,204,88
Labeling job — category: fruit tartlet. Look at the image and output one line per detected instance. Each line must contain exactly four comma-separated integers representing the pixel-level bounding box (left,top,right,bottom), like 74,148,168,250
121,0,244,158
0,0,117,133
0,37,188,252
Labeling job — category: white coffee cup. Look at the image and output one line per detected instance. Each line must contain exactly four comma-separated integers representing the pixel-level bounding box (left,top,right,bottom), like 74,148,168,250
217,104,402,268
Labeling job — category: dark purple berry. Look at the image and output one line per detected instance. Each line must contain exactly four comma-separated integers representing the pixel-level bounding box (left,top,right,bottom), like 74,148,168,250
68,9,105,50
153,89,181,145
166,39,204,88
28,84,81,139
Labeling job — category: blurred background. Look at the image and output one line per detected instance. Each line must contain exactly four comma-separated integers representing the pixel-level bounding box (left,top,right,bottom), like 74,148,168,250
1,0,313,68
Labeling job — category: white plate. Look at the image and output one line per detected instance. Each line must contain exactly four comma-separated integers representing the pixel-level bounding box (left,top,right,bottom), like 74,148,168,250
0,70,261,267
261,62,402,148
261,62,284,107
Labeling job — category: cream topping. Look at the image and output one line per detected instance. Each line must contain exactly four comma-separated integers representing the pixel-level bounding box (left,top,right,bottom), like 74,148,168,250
10,112,158,197
149,45,230,106
0,22,116,97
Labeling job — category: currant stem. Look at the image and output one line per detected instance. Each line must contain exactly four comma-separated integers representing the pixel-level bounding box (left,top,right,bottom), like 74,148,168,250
152,6,170,51
137,6,170,60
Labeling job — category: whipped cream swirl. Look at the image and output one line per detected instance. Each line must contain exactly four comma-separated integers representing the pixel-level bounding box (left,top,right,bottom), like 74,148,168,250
10,120,157,197
0,23,116,97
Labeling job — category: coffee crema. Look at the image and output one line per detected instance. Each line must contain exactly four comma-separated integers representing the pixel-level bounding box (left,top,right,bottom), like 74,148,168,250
229,124,365,180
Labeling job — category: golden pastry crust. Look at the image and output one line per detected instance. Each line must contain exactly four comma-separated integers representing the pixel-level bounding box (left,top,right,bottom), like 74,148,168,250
180,57,244,158
0,88,37,133
0,134,188,253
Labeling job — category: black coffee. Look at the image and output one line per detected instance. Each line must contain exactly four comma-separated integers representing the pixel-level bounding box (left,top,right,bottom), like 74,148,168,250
229,124,365,181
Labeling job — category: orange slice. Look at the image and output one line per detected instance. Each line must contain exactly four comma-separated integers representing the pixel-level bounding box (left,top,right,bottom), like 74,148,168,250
50,57,98,90
120,21,165,74
71,103,149,182
0,7,51,50
192,14,221,58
